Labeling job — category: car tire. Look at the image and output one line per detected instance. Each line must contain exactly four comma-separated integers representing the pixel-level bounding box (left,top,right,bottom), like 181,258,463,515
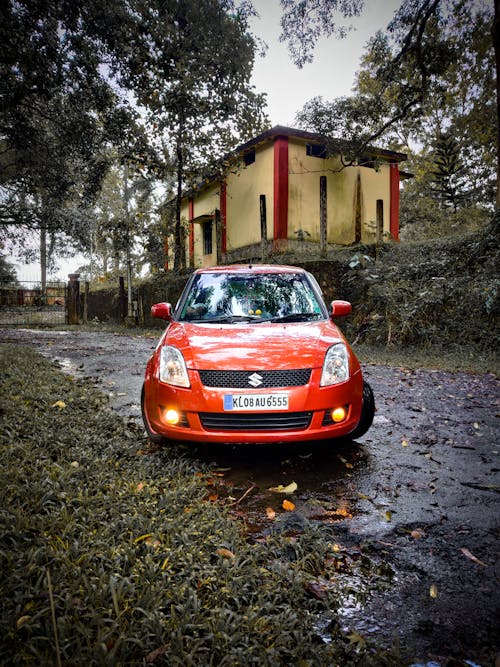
141,385,167,445
349,381,375,440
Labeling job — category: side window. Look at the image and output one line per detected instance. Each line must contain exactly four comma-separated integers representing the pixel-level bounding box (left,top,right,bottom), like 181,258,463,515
243,149,255,166
306,143,327,158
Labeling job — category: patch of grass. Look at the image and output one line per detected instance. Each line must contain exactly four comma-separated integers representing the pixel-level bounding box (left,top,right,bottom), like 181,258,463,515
354,343,498,375
0,345,407,665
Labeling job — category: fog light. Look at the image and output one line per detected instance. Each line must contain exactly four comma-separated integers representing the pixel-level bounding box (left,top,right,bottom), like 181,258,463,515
331,406,347,423
164,408,180,425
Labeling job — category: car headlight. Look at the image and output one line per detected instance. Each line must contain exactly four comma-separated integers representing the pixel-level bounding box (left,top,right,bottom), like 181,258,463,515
159,346,190,387
320,343,349,386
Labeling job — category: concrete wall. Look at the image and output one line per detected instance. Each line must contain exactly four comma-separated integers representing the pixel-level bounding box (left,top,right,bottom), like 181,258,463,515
225,142,274,252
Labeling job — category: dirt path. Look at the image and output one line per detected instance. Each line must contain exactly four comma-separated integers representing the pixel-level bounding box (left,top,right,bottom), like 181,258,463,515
1,328,498,664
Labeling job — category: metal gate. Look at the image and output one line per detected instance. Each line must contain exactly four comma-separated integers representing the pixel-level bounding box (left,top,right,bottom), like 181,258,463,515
0,281,67,325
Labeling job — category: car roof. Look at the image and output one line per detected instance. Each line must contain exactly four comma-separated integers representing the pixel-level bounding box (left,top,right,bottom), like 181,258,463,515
194,264,306,275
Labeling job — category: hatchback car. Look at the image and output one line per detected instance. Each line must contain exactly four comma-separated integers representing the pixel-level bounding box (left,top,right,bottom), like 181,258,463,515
142,265,374,445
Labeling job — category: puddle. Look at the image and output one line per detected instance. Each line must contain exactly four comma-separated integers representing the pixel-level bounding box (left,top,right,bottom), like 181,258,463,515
54,356,81,374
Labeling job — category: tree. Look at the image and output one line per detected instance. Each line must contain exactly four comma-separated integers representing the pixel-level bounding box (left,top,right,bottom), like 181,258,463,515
280,0,365,68
0,0,146,286
117,0,269,271
0,253,17,284
82,161,159,281
288,0,497,208
428,133,470,211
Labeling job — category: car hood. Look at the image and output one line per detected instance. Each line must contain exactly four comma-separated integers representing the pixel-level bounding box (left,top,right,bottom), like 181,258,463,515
163,321,345,370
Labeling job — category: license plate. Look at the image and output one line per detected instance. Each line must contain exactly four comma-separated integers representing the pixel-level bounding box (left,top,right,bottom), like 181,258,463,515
223,393,289,411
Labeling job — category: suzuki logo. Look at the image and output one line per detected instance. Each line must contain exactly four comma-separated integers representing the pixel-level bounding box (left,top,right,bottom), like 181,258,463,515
248,373,263,387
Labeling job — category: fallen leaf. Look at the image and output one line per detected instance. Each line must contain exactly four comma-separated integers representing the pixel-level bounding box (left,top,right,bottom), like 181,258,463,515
136,482,144,492
401,439,409,447
383,510,392,521
269,481,298,494
282,499,295,511
429,584,438,598
305,581,329,600
334,507,352,518
411,529,424,539
16,615,30,630
134,533,153,544
216,547,235,560
146,644,168,663
51,400,66,409
266,507,276,520
460,547,487,567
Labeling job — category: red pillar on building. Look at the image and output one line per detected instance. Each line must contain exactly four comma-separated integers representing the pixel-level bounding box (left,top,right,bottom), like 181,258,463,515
389,163,400,241
273,136,289,243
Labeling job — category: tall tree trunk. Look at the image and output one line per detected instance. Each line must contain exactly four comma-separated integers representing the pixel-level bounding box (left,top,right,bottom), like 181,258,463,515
174,121,184,273
40,225,47,301
493,0,500,208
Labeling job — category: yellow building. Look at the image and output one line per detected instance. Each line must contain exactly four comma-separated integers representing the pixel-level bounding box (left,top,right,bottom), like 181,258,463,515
172,126,407,269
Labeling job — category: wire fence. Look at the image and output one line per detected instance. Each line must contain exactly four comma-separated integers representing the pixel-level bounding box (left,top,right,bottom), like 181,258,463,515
0,281,67,325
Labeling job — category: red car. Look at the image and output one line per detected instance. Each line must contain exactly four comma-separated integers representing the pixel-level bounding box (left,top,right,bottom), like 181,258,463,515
142,265,374,445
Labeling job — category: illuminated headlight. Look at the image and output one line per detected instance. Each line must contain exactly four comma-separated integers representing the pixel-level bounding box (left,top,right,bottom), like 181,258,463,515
159,346,190,387
320,343,349,386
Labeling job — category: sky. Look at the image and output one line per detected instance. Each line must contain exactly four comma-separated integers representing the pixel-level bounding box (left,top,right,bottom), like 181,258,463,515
249,0,402,126
15,0,403,281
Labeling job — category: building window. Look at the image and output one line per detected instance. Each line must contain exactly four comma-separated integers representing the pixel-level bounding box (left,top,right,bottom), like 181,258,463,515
359,155,376,169
203,221,213,255
306,143,327,159
243,149,255,166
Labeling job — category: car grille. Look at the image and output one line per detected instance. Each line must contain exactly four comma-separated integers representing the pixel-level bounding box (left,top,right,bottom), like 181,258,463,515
199,411,312,431
198,369,311,389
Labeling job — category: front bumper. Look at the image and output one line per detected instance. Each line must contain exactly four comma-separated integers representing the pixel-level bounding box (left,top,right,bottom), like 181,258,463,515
143,367,364,444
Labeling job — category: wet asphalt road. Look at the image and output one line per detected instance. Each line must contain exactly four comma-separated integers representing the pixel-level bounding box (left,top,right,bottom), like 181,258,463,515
1,328,499,663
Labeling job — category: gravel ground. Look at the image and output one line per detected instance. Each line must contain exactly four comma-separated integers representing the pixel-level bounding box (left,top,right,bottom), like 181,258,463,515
1,327,498,665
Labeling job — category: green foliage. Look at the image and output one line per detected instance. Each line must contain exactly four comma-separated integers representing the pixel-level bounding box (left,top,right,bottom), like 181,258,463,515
0,254,17,283
0,345,406,665
294,0,496,216
279,0,365,68
340,215,500,349
428,133,472,211
0,0,147,276
119,0,269,271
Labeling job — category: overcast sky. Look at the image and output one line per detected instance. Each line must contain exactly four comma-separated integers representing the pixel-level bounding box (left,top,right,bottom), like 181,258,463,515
249,0,402,126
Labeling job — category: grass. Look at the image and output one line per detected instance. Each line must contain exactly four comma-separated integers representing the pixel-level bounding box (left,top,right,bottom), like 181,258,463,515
354,342,499,375
0,344,407,666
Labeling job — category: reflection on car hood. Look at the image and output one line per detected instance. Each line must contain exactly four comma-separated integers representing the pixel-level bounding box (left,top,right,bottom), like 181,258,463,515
164,321,345,370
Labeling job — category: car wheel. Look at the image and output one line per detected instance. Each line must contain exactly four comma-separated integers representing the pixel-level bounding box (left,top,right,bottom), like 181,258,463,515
349,381,375,439
141,385,167,445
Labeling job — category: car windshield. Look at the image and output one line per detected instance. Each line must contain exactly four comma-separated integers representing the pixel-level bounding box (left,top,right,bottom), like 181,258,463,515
178,272,326,323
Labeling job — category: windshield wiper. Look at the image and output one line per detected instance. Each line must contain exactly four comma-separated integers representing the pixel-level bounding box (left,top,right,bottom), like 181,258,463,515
267,313,322,323
199,314,264,323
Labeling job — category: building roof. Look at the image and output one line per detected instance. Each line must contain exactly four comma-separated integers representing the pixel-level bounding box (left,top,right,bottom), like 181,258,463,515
235,125,407,163
168,125,407,205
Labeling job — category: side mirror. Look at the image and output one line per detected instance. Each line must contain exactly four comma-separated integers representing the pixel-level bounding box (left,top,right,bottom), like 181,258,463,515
330,300,352,318
151,302,173,321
